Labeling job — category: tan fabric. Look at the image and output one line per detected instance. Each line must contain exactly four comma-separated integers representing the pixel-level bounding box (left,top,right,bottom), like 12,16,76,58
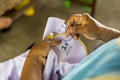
0,0,22,16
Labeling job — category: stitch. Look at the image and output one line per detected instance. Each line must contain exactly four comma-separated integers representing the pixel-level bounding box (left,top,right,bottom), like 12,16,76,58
60,41,72,55
56,69,63,80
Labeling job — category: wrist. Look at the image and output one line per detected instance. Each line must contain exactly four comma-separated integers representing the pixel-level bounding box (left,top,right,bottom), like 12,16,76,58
96,24,120,42
28,51,47,68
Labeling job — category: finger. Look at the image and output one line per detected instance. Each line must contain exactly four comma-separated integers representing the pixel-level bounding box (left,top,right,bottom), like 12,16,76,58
46,39,62,46
65,26,71,37
65,25,77,38
73,33,80,40
41,57,47,66
65,14,83,37
65,15,79,37
73,13,90,26
66,15,82,28
74,13,89,25
66,15,75,27
65,13,90,38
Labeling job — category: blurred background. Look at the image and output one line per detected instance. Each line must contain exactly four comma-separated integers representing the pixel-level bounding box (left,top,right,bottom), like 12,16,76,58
0,0,120,62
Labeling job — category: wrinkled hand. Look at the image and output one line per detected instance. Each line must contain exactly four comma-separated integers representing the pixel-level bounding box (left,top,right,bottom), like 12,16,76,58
65,13,101,40
30,39,61,65
21,39,61,80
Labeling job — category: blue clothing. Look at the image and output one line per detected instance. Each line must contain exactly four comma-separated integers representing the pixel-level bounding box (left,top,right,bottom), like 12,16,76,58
62,37,120,80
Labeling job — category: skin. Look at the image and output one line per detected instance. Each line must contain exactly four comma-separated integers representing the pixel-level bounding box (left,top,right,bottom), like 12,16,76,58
0,0,20,29
0,17,12,30
20,13,120,80
20,39,61,80
65,13,120,42
65,13,120,80
0,0,35,29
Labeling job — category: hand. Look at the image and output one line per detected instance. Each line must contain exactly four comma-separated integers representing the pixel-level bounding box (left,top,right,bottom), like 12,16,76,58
65,13,102,40
21,39,61,80
0,17,12,30
29,39,61,65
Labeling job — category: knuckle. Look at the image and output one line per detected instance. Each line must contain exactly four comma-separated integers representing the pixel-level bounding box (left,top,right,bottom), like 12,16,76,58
82,13,90,19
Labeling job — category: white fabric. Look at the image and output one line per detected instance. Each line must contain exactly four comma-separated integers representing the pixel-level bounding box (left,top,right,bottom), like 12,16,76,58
43,17,87,80
0,17,87,80
0,50,30,80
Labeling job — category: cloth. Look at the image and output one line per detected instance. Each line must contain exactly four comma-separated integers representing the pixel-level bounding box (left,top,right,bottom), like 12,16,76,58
62,37,120,80
42,17,87,80
0,17,120,80
0,50,29,80
0,17,87,80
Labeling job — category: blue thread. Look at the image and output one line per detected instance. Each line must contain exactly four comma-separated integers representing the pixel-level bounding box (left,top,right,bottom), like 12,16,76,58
56,70,63,80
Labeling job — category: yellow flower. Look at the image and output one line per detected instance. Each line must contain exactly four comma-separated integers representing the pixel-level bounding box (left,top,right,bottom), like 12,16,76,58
24,6,35,17
15,0,30,10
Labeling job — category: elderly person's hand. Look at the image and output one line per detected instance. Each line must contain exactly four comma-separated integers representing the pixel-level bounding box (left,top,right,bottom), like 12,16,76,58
65,13,120,42
29,39,61,65
21,39,61,80
65,13,102,40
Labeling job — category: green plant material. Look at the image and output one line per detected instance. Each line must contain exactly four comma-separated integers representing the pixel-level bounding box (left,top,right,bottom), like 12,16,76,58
81,0,93,4
64,0,71,8
84,6,92,12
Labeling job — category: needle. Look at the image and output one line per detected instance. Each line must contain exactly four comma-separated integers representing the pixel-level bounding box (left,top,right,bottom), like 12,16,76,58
54,32,65,37
46,32,65,40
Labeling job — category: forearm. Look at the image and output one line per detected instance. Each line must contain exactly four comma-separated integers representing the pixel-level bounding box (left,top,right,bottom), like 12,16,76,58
98,25,120,42
20,51,45,80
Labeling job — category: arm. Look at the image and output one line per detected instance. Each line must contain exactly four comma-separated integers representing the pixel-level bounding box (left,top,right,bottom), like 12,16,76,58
65,13,120,42
20,48,44,80
20,40,61,80
97,25,120,42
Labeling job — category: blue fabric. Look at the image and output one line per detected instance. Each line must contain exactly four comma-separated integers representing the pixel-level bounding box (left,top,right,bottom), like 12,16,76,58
62,38,120,80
